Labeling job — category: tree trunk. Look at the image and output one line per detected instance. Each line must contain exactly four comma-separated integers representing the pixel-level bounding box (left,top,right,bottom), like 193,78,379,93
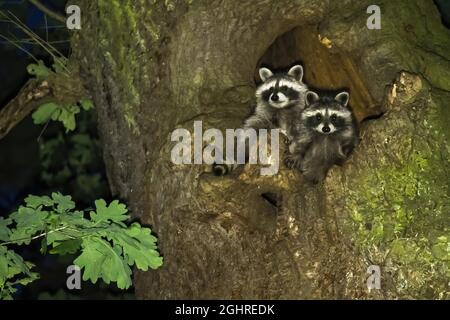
72,0,450,299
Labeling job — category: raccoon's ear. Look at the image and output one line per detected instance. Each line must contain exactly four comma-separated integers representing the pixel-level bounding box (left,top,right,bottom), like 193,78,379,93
259,67,273,82
335,91,350,107
288,65,304,82
305,91,319,106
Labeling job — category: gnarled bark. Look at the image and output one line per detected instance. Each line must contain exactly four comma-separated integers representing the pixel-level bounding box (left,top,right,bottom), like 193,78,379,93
72,0,450,299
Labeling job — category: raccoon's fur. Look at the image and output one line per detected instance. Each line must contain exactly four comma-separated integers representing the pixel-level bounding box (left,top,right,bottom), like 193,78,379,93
244,64,308,138
212,65,308,176
285,90,359,183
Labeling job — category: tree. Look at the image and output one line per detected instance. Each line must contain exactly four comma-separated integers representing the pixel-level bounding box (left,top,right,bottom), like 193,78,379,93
4,0,450,299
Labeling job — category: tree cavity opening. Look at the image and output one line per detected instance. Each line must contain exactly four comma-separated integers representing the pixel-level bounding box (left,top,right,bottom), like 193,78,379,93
255,26,382,122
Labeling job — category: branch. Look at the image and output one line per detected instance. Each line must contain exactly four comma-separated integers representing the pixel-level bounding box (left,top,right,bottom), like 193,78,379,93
0,79,51,140
0,70,87,140
27,0,66,23
0,226,68,247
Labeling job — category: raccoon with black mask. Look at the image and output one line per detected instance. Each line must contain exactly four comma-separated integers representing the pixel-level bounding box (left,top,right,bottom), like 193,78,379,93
286,90,359,183
213,65,308,176
244,64,308,137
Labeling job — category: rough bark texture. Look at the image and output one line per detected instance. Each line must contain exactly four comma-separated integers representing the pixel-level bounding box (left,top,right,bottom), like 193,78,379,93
72,0,450,299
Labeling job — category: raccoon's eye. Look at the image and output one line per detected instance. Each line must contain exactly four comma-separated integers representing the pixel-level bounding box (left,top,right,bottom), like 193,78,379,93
281,86,288,92
315,114,322,121
330,114,338,122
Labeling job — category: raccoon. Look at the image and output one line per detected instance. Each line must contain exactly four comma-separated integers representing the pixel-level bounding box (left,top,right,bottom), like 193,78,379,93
285,90,359,183
244,64,308,138
212,65,308,176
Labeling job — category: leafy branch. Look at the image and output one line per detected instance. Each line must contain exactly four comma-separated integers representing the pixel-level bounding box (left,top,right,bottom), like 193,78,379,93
0,193,163,300
0,11,87,140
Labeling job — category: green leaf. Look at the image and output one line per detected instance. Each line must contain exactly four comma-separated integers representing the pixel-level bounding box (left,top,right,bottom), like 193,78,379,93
0,218,11,242
0,248,8,283
32,103,60,125
31,102,82,132
9,207,48,244
59,211,90,228
1,247,38,299
0,289,14,300
27,61,50,77
40,237,47,254
50,239,82,255
0,248,37,280
80,99,94,111
71,133,91,146
108,223,163,271
74,237,132,289
24,195,53,209
6,250,32,276
51,193,75,213
58,106,80,132
74,238,105,285
10,207,47,227
1,193,162,298
90,200,129,224
16,274,39,286
46,230,72,246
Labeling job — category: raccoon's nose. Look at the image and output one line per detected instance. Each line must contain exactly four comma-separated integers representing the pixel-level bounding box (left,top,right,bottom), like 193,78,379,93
322,126,331,133
271,94,279,102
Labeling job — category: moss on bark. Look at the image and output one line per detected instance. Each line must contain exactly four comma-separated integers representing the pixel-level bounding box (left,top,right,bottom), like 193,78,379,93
71,0,450,299
327,73,449,298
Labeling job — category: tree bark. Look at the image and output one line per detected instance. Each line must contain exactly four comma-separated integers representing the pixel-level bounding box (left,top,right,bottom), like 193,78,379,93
72,0,450,299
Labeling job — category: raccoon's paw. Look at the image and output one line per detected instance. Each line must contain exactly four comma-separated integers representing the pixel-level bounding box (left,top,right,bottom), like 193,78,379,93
303,170,325,185
284,154,303,170
212,163,229,176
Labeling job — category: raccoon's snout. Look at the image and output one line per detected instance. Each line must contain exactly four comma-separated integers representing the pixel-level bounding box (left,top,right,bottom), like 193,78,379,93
271,94,279,102
322,125,331,133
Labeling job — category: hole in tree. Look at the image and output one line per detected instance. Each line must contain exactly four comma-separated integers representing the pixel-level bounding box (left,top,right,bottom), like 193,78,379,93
361,111,386,123
261,192,281,209
434,0,450,29
256,26,383,122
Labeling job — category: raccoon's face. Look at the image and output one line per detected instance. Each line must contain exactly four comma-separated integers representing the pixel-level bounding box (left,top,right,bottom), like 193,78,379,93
302,91,352,135
256,65,307,109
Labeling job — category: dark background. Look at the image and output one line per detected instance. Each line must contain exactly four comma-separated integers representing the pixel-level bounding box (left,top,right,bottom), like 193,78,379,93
0,0,121,299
